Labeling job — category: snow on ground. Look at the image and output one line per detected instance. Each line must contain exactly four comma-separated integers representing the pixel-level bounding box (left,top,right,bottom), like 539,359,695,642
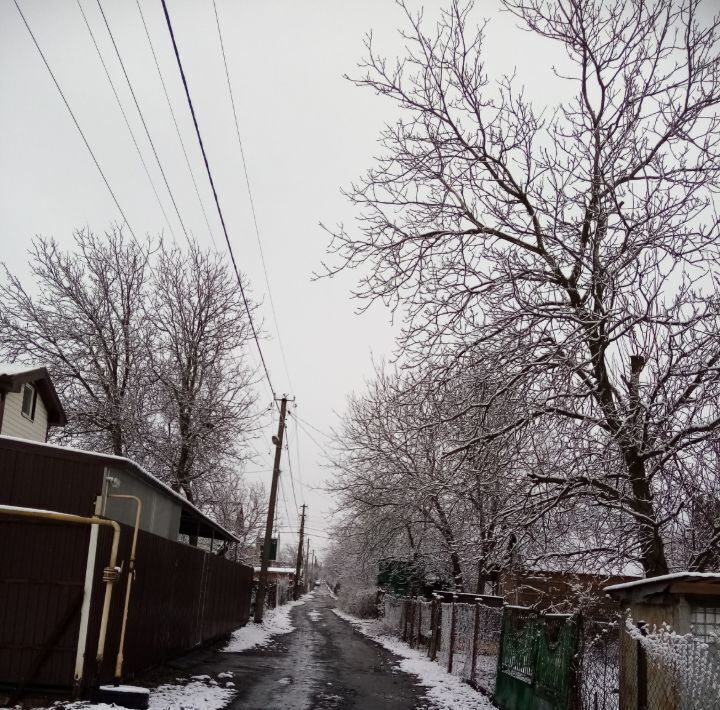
40,680,234,710
308,609,322,621
223,592,313,653
333,609,497,710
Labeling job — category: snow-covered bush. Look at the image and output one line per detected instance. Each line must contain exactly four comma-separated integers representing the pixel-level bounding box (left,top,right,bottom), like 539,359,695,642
338,587,380,618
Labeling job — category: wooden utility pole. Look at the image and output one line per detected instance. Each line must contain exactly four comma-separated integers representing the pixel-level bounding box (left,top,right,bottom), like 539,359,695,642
293,504,307,600
254,396,288,623
304,537,311,592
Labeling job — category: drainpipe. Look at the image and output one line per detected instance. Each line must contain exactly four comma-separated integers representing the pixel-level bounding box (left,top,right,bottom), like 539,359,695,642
106,494,141,682
0,504,121,681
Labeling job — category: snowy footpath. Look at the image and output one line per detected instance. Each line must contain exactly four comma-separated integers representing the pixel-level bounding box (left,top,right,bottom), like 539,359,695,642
39,596,310,710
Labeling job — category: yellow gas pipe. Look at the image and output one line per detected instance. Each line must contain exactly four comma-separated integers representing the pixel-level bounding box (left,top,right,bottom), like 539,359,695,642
0,504,121,671
106,494,141,682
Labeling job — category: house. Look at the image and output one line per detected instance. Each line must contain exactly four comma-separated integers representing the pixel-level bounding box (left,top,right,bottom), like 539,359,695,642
0,363,66,442
495,568,641,616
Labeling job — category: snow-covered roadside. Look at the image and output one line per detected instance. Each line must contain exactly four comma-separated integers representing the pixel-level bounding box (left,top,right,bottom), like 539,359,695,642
37,679,235,710
332,608,497,710
223,591,313,652
38,595,315,710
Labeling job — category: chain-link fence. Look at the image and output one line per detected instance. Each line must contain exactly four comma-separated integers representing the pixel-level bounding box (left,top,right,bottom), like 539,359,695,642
381,594,502,693
624,618,720,710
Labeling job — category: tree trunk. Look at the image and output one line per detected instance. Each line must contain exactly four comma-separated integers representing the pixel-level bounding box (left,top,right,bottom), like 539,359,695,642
624,451,669,577
431,497,464,591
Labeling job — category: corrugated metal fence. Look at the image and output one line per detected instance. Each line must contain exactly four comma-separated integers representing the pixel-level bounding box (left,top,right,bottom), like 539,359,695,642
0,517,253,695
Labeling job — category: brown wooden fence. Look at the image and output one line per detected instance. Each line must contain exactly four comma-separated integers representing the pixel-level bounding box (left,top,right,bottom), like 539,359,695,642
0,517,253,696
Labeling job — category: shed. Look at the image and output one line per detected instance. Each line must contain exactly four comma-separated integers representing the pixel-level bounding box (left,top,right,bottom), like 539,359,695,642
605,572,720,710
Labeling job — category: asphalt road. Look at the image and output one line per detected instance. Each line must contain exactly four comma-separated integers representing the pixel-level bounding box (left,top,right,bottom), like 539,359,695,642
191,589,429,710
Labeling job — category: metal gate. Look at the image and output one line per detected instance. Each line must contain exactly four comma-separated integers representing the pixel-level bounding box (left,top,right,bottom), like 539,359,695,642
495,605,578,710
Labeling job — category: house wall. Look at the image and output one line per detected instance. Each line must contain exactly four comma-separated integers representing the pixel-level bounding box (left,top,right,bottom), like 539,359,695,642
0,390,48,443
104,466,182,542
496,570,639,617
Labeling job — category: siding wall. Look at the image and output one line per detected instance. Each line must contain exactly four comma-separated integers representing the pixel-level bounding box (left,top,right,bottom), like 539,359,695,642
104,467,182,541
1,390,48,442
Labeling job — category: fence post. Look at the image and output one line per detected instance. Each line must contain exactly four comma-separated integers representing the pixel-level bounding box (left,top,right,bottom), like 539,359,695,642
403,598,409,641
448,602,457,674
407,599,413,647
417,602,422,649
470,602,481,684
495,605,507,694
430,598,440,661
636,622,648,710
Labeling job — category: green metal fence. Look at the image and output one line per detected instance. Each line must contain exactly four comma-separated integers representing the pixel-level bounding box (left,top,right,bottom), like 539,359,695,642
495,606,579,710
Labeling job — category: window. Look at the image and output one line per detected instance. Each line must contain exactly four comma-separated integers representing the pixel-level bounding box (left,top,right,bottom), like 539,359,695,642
690,604,720,643
21,383,36,421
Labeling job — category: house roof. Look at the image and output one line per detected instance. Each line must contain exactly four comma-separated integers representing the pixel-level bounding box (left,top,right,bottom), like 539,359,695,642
604,572,720,601
0,363,67,426
0,434,239,543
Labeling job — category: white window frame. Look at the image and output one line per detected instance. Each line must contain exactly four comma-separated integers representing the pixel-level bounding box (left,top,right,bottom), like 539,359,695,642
21,383,37,421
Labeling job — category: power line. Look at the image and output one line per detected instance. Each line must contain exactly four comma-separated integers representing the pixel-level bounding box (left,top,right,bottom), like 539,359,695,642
291,413,333,458
293,412,333,440
212,0,293,392
12,0,136,239
160,0,276,400
135,0,217,248
95,0,189,243
75,0,176,239
283,421,302,509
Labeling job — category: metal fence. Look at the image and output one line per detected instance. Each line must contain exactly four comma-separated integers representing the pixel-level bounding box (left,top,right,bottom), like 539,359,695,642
576,617,620,710
495,606,579,710
0,518,253,696
622,619,720,710
381,595,502,693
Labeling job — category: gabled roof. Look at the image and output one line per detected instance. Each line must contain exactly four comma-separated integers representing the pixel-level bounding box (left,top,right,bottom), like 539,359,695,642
0,363,67,426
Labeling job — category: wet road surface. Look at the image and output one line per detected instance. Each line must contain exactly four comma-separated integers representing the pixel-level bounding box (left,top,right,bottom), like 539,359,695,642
182,589,429,710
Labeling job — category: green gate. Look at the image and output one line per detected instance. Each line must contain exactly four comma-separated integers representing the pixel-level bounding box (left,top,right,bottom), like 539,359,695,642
494,606,578,710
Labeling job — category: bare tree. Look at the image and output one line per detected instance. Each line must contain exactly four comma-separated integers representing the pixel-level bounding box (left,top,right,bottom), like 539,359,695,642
203,474,266,562
144,242,258,505
330,361,526,591
0,227,152,456
328,0,720,576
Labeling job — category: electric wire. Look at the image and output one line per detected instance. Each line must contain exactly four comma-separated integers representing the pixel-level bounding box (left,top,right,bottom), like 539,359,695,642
292,412,333,440
283,420,302,510
291,413,333,459
75,0,176,240
160,0,276,400
95,0,190,243
12,0,137,239
212,0,294,392
135,0,217,248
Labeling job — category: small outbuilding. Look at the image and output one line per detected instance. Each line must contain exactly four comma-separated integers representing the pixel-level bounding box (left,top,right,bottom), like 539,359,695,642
605,572,720,640
605,572,720,710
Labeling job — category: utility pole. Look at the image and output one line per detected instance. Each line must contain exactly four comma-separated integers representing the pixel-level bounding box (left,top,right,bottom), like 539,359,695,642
293,504,307,600
304,537,311,592
254,396,288,623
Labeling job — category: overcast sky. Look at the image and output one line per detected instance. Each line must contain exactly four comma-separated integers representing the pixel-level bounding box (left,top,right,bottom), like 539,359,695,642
3,0,714,556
